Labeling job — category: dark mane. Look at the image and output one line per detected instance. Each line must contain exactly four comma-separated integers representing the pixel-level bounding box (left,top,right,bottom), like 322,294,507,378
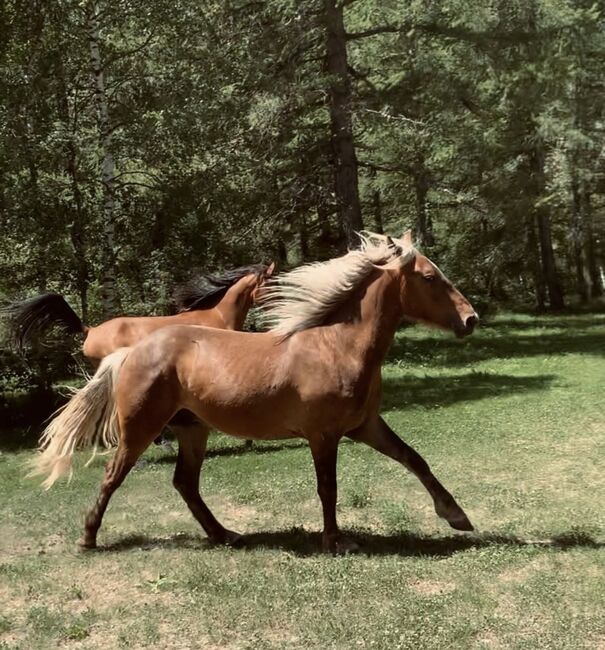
174,264,268,312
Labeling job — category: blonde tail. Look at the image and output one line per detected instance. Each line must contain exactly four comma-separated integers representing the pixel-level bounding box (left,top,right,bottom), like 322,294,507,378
28,347,131,489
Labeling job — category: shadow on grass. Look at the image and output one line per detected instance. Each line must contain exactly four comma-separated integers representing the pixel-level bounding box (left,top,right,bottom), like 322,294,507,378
382,372,554,410
2,316,601,451
482,314,605,331
98,527,603,557
0,426,46,452
388,328,604,368
151,440,307,464
1,372,554,453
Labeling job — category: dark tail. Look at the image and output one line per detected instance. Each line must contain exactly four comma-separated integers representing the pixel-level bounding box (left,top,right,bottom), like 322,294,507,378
0,293,86,350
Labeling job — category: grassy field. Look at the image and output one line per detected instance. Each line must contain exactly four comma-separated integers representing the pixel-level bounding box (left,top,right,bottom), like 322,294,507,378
1,313,604,650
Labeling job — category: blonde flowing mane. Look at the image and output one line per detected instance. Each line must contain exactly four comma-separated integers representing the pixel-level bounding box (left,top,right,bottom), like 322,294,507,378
261,231,416,336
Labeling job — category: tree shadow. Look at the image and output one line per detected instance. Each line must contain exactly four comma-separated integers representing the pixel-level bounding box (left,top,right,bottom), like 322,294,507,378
0,389,63,451
481,314,605,331
0,426,42,452
381,372,555,410
0,374,555,452
151,440,307,465
388,328,604,368
98,527,603,557
2,316,601,450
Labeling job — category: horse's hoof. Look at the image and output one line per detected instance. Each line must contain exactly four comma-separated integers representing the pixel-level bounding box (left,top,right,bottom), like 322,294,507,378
209,529,244,547
443,508,474,532
77,537,97,551
224,530,245,547
322,536,359,555
448,514,474,532
436,501,474,532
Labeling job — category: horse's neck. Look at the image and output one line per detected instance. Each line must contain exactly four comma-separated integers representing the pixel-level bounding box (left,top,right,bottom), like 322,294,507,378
176,282,252,330
213,281,253,330
324,269,402,369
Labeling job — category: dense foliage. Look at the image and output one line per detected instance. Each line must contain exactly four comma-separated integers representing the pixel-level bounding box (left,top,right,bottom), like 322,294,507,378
1,0,603,324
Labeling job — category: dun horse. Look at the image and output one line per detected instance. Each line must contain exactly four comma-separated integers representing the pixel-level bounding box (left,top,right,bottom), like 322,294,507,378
2,263,274,360
31,232,478,553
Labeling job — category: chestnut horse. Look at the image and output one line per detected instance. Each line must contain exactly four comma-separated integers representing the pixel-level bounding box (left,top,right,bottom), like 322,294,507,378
31,232,478,553
2,263,274,360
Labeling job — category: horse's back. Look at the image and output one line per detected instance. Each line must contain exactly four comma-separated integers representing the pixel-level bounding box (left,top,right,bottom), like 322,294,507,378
83,311,228,361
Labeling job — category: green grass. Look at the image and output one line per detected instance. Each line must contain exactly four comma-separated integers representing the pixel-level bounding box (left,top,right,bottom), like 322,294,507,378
0,313,603,649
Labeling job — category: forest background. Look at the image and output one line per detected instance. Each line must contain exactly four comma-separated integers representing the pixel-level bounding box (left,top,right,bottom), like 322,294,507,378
1,0,604,394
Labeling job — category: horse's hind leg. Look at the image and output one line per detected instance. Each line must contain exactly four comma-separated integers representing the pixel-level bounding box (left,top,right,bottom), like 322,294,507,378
79,438,149,549
171,421,242,545
348,416,474,531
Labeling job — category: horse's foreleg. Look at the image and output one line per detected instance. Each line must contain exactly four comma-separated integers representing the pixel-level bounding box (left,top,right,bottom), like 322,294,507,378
348,416,473,531
172,423,242,546
309,435,356,553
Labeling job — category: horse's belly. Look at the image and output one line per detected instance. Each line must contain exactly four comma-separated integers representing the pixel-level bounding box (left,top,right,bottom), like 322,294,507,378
180,346,380,439
186,390,368,440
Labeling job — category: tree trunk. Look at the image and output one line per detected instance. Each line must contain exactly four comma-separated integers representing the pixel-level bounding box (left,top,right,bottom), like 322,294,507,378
526,213,546,311
368,168,383,234
535,210,565,310
413,161,434,247
324,0,363,248
570,166,588,302
582,192,603,298
530,146,565,310
299,216,310,261
87,1,118,318
56,56,90,322
373,188,383,234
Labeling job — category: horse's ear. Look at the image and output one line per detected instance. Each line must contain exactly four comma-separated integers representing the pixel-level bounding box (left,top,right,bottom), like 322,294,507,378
266,262,276,277
386,236,403,255
401,230,413,246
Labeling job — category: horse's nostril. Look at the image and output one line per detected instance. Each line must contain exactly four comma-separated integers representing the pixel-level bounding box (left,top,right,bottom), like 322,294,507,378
465,314,478,330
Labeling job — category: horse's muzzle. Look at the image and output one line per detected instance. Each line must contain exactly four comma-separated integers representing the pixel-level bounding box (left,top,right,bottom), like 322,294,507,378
454,313,479,338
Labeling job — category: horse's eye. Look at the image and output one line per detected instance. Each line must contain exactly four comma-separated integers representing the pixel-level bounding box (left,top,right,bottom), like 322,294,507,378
423,275,435,282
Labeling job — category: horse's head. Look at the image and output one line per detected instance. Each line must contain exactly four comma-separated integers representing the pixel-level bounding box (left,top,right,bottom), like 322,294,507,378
248,262,276,304
393,231,478,338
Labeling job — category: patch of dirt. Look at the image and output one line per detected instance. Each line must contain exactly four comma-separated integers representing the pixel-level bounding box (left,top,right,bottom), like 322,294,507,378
262,627,300,646
212,500,260,531
0,523,72,561
47,558,164,614
497,557,548,584
0,524,36,560
474,630,505,648
0,583,28,611
588,635,605,650
408,579,456,597
493,593,520,623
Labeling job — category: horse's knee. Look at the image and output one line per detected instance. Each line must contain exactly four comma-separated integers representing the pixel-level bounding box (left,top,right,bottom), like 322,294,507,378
172,474,186,494
317,483,336,502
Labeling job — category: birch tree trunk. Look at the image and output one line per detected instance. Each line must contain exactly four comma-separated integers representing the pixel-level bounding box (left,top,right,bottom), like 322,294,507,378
87,1,117,317
324,0,363,249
